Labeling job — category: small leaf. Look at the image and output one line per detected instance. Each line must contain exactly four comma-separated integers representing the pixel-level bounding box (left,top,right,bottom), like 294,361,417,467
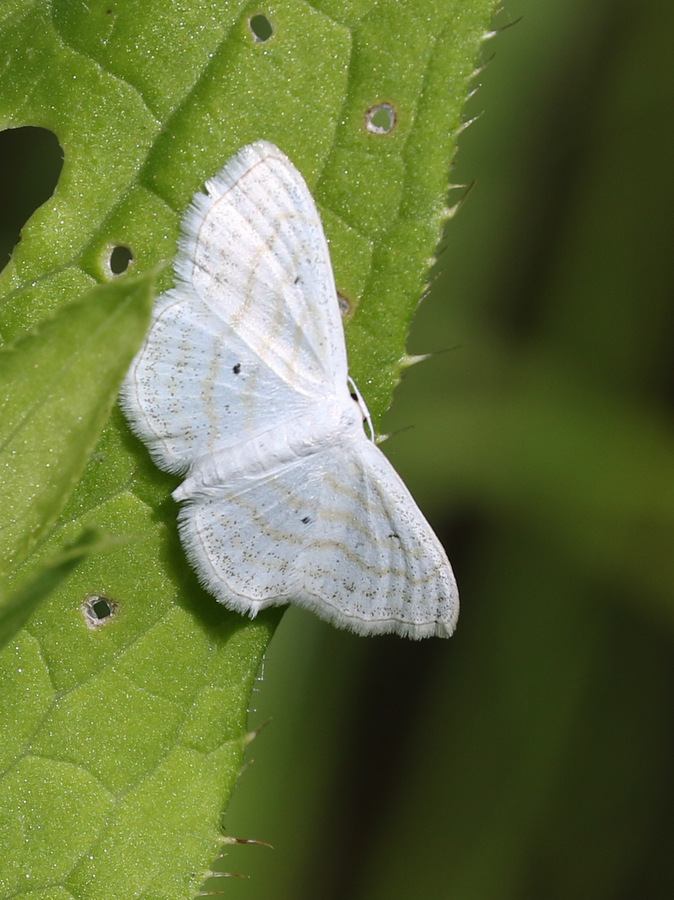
0,272,154,576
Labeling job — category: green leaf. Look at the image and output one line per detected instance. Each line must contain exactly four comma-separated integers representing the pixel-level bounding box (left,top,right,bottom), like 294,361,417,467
0,273,154,575
0,0,497,896
0,528,128,650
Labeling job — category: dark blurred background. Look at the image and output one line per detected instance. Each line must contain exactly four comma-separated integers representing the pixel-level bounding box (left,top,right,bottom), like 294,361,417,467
3,0,673,896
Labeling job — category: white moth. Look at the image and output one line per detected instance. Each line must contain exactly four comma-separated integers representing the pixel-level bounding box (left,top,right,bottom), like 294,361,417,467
122,141,458,638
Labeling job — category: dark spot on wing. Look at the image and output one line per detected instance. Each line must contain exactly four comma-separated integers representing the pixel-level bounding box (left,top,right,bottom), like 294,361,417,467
301,516,311,525
233,363,241,375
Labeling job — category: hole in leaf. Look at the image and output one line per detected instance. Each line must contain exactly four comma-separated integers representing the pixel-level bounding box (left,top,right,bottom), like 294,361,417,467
82,594,118,629
365,103,396,135
337,291,353,317
249,13,273,42
108,244,134,275
0,126,63,272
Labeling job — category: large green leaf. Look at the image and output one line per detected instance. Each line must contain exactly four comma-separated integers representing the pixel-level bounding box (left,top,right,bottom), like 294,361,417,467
0,0,496,895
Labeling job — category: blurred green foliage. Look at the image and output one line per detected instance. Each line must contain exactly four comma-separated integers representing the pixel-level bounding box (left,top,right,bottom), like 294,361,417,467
219,0,674,897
